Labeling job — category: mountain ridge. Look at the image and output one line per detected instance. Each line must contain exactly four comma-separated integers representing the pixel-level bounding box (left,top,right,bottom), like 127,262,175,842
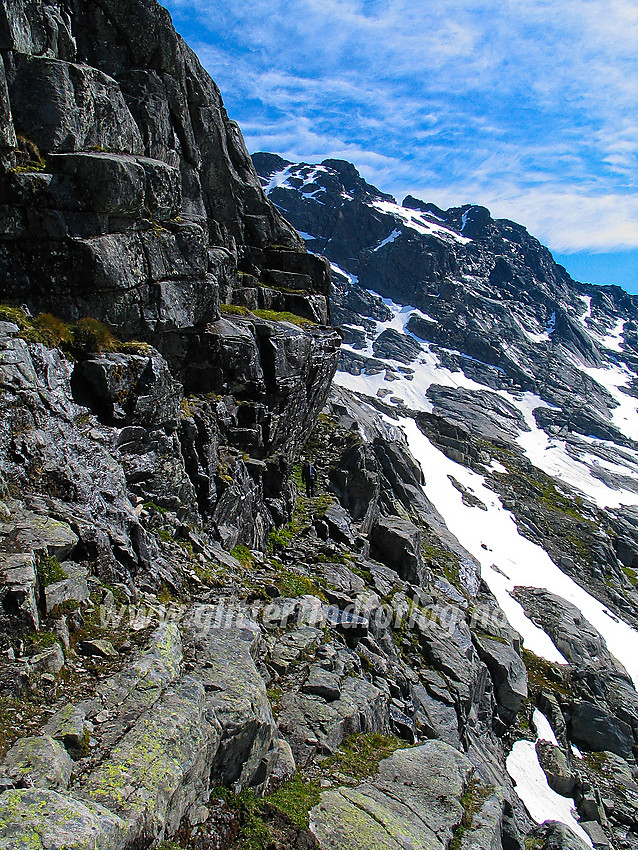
1,3,638,849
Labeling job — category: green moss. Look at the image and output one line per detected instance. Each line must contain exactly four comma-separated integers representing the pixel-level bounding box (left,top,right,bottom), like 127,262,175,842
276,571,326,601
221,303,251,316
265,774,322,828
25,630,61,652
68,728,91,761
321,733,406,783
525,836,545,850
231,544,254,567
622,566,638,589
253,309,315,327
219,303,315,327
267,524,295,553
143,501,168,514
36,555,65,587
450,780,494,850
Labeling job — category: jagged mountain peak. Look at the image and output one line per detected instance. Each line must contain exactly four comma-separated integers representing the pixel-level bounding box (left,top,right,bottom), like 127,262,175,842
254,149,638,505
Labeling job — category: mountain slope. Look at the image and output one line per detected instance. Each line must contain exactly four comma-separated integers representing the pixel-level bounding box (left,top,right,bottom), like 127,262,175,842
254,152,638,848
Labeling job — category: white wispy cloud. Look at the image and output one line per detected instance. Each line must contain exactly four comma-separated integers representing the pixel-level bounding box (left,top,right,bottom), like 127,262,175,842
164,0,638,254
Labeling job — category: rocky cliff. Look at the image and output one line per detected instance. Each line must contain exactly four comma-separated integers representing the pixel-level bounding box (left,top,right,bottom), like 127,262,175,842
253,154,638,849
0,2,637,849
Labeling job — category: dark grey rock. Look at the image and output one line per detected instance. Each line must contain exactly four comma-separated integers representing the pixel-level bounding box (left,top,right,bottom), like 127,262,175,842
530,821,591,850
569,700,634,759
372,327,422,364
302,667,342,702
370,516,427,586
535,740,575,797
474,634,528,722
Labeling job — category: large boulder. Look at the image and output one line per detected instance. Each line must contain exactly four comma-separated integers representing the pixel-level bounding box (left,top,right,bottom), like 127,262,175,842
8,54,144,154
0,788,128,850
535,740,576,797
1,735,73,790
183,605,277,791
474,634,528,723
310,741,474,850
370,516,427,586
76,351,182,428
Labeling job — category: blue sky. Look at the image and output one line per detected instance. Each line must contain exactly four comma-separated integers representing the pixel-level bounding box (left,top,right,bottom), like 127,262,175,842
163,0,638,294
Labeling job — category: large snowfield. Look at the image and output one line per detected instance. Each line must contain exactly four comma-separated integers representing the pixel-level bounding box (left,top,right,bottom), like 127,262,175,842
332,288,638,834
335,295,638,681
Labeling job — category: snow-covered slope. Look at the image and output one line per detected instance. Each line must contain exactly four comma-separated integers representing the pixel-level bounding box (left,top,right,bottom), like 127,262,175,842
254,153,638,846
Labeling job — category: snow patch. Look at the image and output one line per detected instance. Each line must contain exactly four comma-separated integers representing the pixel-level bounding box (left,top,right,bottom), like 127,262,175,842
533,708,558,745
507,740,592,846
583,363,638,444
399,418,638,687
370,199,472,245
373,229,401,252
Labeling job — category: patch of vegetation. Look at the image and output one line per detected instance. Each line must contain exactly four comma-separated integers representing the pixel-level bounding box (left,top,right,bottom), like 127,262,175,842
36,555,65,587
276,571,326,601
265,774,322,828
584,751,608,774
321,733,406,783
266,686,282,705
13,135,46,173
143,501,168,515
231,544,254,567
522,648,571,698
473,631,508,644
157,528,174,544
210,787,270,850
219,303,315,327
73,317,119,353
622,566,638,589
48,598,80,618
267,524,295,553
192,561,227,589
524,834,545,850
0,305,143,356
221,303,251,316
69,587,128,651
24,630,61,653
252,309,315,327
422,535,463,593
450,780,494,850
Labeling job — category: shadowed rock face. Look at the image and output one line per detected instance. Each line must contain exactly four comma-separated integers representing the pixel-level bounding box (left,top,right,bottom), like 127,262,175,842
0,0,337,396
0,0,340,553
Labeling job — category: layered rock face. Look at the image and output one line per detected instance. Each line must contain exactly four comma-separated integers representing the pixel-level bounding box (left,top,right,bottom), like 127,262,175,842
1,3,637,850
0,0,340,553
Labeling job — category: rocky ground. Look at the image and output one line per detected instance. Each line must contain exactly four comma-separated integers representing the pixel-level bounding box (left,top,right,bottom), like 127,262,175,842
0,1,638,850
